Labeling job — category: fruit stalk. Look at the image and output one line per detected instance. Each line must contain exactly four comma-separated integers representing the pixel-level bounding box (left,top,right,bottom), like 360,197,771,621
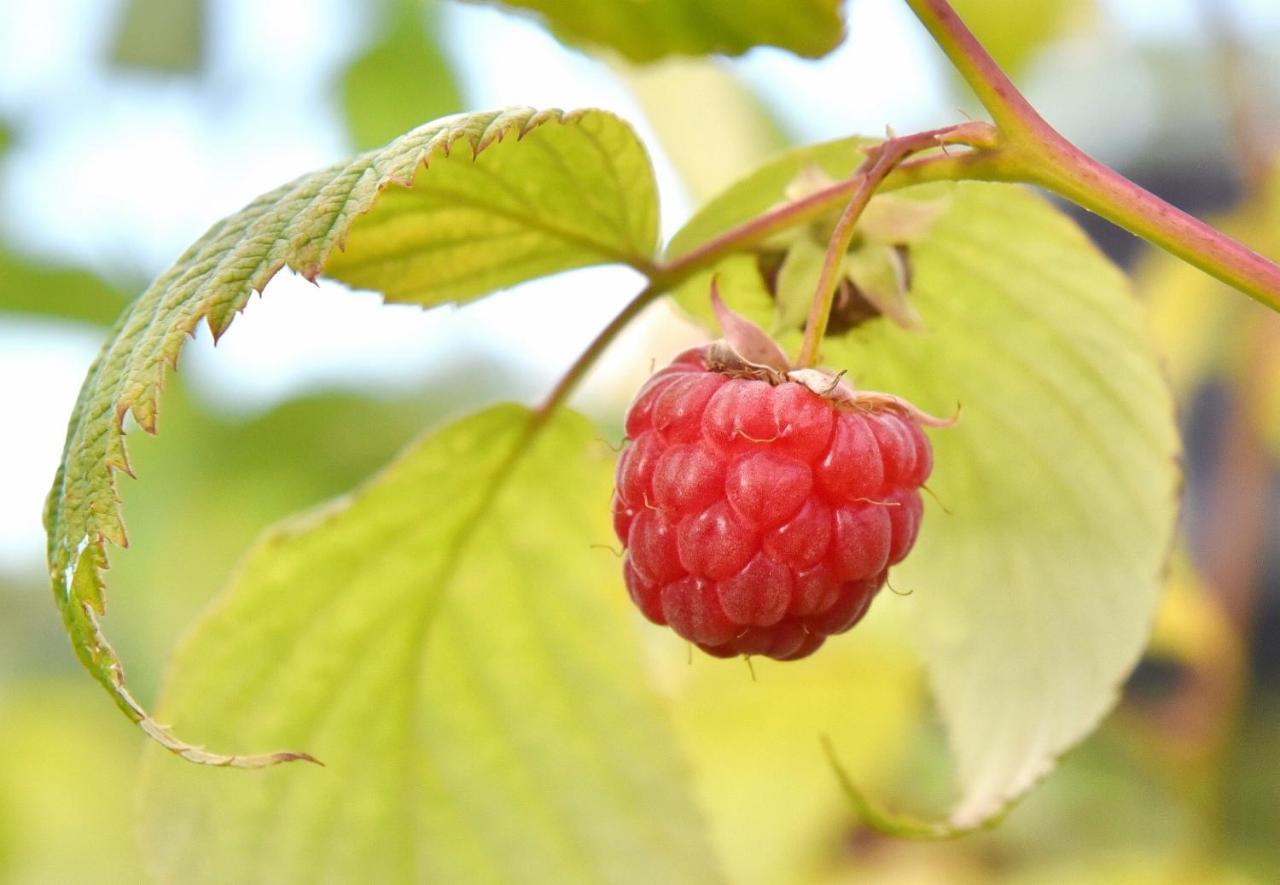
795,122,997,369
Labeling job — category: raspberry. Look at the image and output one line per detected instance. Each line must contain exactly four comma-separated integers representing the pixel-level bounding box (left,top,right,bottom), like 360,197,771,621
613,336,940,662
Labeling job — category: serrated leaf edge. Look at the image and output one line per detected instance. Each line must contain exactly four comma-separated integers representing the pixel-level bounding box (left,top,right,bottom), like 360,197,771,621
42,107,640,766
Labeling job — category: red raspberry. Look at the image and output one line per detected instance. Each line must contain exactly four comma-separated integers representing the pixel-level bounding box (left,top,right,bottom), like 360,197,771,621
613,346,935,661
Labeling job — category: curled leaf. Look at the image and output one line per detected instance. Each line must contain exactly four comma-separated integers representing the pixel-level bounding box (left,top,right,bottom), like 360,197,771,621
43,107,661,763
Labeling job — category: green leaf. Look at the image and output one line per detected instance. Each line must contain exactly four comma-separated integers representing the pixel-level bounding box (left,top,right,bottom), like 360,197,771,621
948,0,1090,77
70,379,477,700
667,138,1180,830
110,0,204,74
664,616,924,883
324,110,659,300
42,107,659,762
616,58,787,204
0,243,131,326
476,0,845,62
773,233,824,333
667,139,865,266
137,405,722,884
842,244,919,329
339,2,463,151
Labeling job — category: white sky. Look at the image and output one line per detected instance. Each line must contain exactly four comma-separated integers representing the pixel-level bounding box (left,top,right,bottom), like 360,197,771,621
0,0,1277,571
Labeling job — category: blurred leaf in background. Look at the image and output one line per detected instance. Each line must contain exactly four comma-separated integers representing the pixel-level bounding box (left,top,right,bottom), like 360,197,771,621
0,111,132,326
1142,162,1280,452
1218,695,1280,879
0,684,151,884
474,0,846,62
109,0,205,74
1135,160,1280,883
617,58,787,203
339,0,463,151
0,245,131,326
949,0,1092,76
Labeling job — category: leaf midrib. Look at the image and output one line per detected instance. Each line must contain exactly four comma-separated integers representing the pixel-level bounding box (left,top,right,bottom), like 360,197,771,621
337,182,654,273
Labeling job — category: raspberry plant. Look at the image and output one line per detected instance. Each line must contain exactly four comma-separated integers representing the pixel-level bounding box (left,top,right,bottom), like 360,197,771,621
38,0,1280,880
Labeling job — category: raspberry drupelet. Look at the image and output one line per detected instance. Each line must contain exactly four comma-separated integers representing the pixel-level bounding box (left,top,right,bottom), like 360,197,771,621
612,294,945,662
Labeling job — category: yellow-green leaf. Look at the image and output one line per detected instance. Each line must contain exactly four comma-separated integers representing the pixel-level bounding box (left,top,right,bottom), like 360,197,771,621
948,0,1091,76
0,244,131,326
1140,162,1280,454
842,244,919,329
616,58,787,204
0,683,150,884
43,107,659,762
666,137,1180,831
773,233,825,333
137,405,723,884
476,0,845,62
324,111,659,301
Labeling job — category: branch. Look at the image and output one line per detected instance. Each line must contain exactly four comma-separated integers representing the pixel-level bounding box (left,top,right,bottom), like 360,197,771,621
539,130,1004,415
532,281,662,422
904,0,1280,312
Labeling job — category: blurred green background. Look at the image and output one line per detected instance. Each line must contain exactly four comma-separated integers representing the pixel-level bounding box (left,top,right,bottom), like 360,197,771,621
1,0,1278,881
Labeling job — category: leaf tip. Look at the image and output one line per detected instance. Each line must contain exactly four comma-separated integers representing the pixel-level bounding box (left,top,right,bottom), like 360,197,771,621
820,735,987,841
139,716,323,769
106,452,136,481
207,316,231,345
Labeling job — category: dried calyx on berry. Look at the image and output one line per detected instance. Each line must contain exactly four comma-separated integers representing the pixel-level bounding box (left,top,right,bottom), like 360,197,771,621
611,287,952,661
